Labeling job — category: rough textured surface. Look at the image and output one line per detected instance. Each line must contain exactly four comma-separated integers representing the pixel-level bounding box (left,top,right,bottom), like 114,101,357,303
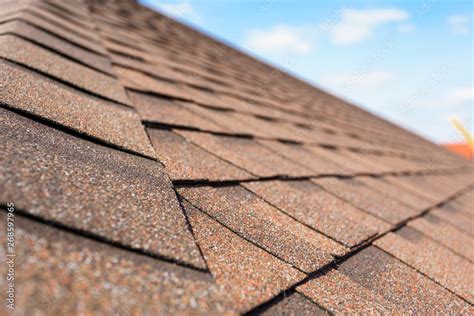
0,60,156,158
0,10,107,55
184,202,305,313
177,130,311,177
178,185,347,273
148,128,252,181
0,108,205,269
258,140,346,176
408,214,474,261
0,34,128,104
2,0,474,313
129,91,228,132
375,227,474,303
314,177,420,223
259,293,328,316
0,20,114,74
298,268,399,314
430,207,473,235
243,180,390,247
357,176,434,211
299,247,473,314
0,214,235,315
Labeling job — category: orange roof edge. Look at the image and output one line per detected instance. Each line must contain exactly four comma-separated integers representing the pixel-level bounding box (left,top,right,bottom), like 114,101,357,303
442,143,473,160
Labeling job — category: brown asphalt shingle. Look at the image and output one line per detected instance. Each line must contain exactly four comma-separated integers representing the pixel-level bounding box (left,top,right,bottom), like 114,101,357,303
408,214,474,261
0,108,204,269
147,128,253,181
128,91,228,132
183,201,306,312
257,140,347,176
298,247,473,314
374,227,474,302
314,177,420,223
1,0,473,314
0,34,128,104
357,176,434,211
259,292,328,315
0,214,235,315
0,60,156,158
0,20,114,75
178,185,347,273
0,10,107,55
430,207,473,236
176,130,312,177
242,180,390,247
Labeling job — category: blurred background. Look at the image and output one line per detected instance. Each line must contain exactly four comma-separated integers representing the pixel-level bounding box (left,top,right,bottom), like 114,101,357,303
140,0,473,159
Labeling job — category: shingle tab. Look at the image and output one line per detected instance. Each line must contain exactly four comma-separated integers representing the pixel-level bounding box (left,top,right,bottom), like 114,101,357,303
374,227,474,302
314,177,419,223
357,176,434,211
184,201,305,312
258,140,346,176
128,92,227,132
259,293,328,316
0,11,107,55
0,214,234,315
22,5,101,44
408,214,474,261
0,34,128,104
243,180,390,247
298,247,472,314
0,20,114,75
176,131,312,177
0,60,156,158
0,108,205,269
147,128,253,181
430,207,473,235
178,185,347,273
298,267,398,314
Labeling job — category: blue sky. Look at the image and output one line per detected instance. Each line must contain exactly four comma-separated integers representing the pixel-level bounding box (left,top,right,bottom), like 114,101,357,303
140,0,473,143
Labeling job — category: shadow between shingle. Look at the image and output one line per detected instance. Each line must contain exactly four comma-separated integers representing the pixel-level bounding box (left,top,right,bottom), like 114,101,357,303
0,108,205,269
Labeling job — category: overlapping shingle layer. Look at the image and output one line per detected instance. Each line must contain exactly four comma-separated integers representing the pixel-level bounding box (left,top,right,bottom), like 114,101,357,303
0,0,473,314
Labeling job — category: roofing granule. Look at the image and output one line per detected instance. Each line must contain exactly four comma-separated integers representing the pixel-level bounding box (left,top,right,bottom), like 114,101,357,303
0,108,205,269
178,185,347,273
183,201,305,313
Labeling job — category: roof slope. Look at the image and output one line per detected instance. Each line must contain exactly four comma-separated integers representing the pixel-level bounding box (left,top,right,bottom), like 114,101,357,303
0,0,473,314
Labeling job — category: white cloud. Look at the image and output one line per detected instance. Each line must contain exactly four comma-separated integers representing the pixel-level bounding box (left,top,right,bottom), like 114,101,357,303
447,14,472,35
414,86,474,109
243,25,312,55
397,23,414,33
448,86,474,104
331,8,409,44
143,0,201,23
324,70,396,91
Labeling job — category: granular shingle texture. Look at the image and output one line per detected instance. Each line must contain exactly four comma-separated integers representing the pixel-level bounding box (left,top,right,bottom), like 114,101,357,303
259,292,328,316
0,34,128,104
178,185,347,273
408,214,474,260
298,247,473,314
183,201,305,313
147,128,253,181
0,213,235,315
242,180,390,247
1,0,473,314
176,130,312,177
0,108,205,269
0,60,156,158
374,227,474,303
313,177,421,223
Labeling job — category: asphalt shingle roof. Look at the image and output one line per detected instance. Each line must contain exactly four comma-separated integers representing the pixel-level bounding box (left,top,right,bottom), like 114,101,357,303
0,0,473,314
